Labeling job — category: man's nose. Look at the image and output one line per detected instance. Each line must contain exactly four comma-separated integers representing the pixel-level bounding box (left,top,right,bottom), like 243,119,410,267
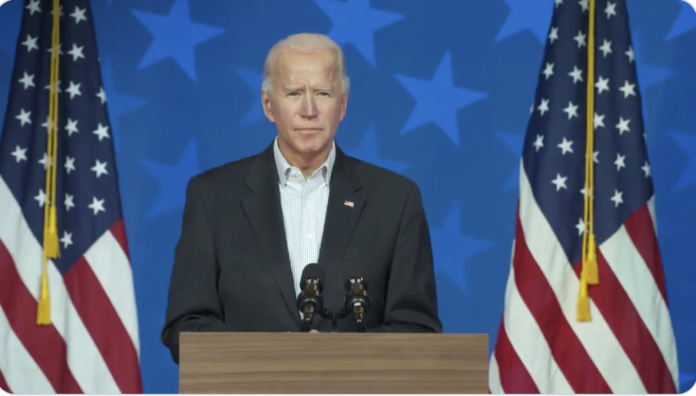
300,95,318,117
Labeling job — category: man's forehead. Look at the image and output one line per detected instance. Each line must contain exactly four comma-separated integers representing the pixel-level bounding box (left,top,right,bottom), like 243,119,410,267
276,62,339,84
278,53,336,71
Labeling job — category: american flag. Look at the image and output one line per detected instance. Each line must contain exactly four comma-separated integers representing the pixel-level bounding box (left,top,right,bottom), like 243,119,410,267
0,0,142,393
488,0,679,393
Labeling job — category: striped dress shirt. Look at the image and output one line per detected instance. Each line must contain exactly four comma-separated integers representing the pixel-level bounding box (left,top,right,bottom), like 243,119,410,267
273,137,336,299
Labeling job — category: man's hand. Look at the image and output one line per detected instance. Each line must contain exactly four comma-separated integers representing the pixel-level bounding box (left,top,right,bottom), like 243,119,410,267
309,329,320,333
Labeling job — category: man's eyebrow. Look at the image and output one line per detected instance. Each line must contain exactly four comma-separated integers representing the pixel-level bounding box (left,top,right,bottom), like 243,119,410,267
282,86,334,92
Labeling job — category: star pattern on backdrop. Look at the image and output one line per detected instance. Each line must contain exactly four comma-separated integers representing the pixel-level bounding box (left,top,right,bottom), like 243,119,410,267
340,123,410,174
141,138,202,218
100,58,149,153
496,131,525,191
430,203,496,296
313,0,404,68
669,130,696,191
665,0,696,40
676,280,696,391
0,0,695,393
495,0,556,43
234,68,265,126
131,0,225,81
632,30,677,89
394,51,488,147
0,0,21,58
679,373,696,393
631,29,677,150
678,282,696,336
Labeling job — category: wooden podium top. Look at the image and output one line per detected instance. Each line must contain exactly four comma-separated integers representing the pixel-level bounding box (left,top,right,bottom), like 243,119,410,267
179,332,489,394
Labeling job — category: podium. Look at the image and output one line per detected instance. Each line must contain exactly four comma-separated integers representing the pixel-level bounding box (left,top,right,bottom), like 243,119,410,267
178,332,489,394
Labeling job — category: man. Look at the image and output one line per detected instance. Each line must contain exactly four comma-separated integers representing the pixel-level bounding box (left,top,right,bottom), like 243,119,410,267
161,33,442,364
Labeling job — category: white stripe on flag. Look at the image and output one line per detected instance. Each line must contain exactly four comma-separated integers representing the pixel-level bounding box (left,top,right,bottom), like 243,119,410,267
503,264,573,394
599,225,679,388
83,231,141,357
0,304,54,394
488,353,503,394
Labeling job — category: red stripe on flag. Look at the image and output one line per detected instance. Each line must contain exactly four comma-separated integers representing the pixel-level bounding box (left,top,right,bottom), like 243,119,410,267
0,241,82,394
512,216,612,394
574,244,676,393
62,258,142,394
493,319,539,393
109,220,130,261
0,368,11,394
622,206,669,304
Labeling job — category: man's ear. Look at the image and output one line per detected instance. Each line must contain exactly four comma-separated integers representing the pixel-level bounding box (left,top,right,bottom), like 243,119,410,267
261,90,275,122
339,93,348,121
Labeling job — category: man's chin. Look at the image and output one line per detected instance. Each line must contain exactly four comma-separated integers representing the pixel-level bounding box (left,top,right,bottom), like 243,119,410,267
295,139,327,153
295,146,323,156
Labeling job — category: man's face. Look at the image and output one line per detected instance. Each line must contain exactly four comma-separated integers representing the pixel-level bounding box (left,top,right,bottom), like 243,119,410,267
262,49,347,160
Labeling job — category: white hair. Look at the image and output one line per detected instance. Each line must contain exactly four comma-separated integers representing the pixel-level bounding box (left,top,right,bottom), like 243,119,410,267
261,33,350,95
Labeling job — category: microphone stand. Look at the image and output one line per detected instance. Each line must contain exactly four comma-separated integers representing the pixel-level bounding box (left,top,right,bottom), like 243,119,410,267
300,306,316,332
352,306,366,332
320,308,335,332
333,308,348,332
333,307,368,332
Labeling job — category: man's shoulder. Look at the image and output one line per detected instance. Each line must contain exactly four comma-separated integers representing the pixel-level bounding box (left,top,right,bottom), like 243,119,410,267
187,152,259,190
347,154,419,196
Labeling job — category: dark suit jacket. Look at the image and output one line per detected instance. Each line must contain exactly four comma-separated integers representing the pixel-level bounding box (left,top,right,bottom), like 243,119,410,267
161,140,442,364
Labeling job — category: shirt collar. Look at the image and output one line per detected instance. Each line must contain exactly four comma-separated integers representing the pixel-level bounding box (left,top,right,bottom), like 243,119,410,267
273,136,336,184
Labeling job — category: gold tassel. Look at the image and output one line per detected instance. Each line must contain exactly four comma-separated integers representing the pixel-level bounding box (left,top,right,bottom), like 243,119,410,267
44,206,61,259
577,273,591,322
36,269,51,325
577,0,597,321
37,0,62,326
585,233,598,285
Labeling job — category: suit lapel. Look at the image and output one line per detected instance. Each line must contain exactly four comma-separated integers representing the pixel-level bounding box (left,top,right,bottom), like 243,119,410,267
241,144,299,324
318,148,366,289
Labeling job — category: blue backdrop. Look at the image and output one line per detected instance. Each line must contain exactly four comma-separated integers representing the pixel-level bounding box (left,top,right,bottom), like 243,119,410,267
0,0,695,393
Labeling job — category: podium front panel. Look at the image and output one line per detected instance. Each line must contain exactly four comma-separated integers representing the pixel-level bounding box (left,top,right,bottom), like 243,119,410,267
179,332,488,394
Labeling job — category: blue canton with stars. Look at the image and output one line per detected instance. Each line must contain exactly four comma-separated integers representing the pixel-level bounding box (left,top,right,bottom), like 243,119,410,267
523,0,653,266
1,0,695,393
0,0,123,276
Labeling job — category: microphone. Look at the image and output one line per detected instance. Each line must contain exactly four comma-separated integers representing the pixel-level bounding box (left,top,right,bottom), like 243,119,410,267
340,263,371,332
296,263,326,332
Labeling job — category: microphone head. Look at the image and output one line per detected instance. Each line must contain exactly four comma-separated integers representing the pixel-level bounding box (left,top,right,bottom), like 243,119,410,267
343,262,367,290
299,263,324,291
342,262,371,314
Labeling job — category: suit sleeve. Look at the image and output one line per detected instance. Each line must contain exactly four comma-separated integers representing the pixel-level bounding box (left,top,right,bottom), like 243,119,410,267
160,176,235,364
368,182,443,333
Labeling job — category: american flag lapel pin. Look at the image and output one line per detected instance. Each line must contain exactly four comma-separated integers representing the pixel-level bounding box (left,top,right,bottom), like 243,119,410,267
344,200,354,208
